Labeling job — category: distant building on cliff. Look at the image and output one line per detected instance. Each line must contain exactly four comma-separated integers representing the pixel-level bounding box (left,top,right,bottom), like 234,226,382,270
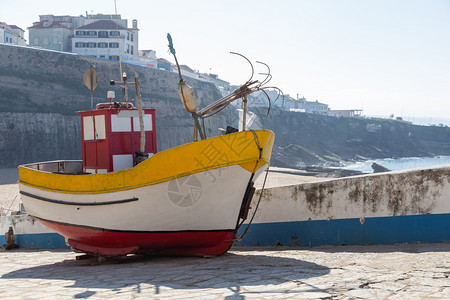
243,90,290,109
199,73,231,96
157,58,172,71
0,22,27,46
28,14,150,66
305,100,329,115
138,50,157,68
28,15,85,51
72,15,139,63
329,109,363,118
243,90,330,115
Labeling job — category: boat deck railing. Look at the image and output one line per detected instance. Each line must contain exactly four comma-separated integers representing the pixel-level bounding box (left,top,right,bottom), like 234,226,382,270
22,160,84,174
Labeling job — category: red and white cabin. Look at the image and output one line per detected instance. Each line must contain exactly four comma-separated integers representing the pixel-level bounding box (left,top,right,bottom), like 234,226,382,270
78,105,157,174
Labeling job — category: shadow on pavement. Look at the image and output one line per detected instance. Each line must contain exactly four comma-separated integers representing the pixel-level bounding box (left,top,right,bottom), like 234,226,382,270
233,243,450,254
2,252,330,298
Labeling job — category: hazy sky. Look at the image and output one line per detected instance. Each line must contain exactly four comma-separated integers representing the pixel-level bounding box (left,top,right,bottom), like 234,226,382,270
2,0,450,123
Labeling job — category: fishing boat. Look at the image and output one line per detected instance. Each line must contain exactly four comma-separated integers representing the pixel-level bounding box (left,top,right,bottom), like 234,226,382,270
18,36,278,257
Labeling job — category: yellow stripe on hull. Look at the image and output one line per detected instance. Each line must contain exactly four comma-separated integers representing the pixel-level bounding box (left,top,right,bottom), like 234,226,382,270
19,130,274,194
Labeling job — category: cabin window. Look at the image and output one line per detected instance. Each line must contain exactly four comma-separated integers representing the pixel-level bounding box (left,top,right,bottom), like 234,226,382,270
111,115,131,132
133,114,153,131
83,115,106,140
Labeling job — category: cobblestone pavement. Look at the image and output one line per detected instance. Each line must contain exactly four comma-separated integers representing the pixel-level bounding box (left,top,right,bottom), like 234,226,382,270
0,243,448,299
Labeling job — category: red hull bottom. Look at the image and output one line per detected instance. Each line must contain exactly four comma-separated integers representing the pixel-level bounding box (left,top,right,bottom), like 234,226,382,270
38,219,236,257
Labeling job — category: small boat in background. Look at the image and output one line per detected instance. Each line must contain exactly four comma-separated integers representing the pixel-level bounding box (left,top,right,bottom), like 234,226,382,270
18,35,278,257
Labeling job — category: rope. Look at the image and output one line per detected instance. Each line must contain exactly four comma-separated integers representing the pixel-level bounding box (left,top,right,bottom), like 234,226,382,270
234,130,268,241
251,129,262,158
234,164,270,242
201,117,207,139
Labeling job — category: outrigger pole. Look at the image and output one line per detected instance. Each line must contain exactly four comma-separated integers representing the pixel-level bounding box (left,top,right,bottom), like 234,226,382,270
167,33,205,141
167,34,283,141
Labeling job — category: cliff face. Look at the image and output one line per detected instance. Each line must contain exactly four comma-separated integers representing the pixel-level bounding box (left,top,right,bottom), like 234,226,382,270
1,44,450,169
0,45,230,167
0,112,80,167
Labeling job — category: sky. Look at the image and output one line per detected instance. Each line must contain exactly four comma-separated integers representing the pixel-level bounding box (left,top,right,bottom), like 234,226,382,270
2,0,450,124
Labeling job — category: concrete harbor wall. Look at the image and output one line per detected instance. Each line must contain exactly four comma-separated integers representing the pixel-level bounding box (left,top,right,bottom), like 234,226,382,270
0,214,67,249
237,165,450,247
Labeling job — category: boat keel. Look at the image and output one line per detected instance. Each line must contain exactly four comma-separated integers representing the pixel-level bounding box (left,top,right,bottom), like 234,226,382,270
38,218,236,257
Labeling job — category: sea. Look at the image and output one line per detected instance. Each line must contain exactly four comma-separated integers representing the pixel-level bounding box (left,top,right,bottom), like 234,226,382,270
343,156,450,174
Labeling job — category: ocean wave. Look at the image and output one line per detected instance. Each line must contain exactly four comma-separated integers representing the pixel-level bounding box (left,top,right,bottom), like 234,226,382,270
343,156,450,173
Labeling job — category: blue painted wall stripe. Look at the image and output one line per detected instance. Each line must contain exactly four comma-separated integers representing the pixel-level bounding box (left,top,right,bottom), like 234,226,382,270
1,214,448,249
0,233,69,249
237,213,450,247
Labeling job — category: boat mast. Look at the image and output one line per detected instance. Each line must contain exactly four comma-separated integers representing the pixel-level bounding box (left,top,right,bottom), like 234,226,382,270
134,73,145,152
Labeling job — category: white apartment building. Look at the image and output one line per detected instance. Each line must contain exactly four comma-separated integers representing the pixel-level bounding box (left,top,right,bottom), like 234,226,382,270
71,17,139,62
305,100,329,115
244,90,306,111
235,89,330,115
0,22,27,45
138,50,157,68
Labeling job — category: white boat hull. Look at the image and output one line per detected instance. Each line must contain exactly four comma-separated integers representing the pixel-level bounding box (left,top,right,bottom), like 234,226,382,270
20,165,254,232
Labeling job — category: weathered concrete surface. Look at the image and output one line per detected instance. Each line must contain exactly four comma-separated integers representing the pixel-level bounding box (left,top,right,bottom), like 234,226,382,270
0,214,52,235
0,243,448,299
251,165,450,223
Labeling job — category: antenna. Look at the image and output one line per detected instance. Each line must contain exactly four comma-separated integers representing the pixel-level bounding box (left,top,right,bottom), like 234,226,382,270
114,0,124,100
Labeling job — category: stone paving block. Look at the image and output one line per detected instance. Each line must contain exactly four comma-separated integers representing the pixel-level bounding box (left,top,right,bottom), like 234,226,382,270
0,244,449,299
369,281,407,292
404,276,450,287
429,287,450,298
